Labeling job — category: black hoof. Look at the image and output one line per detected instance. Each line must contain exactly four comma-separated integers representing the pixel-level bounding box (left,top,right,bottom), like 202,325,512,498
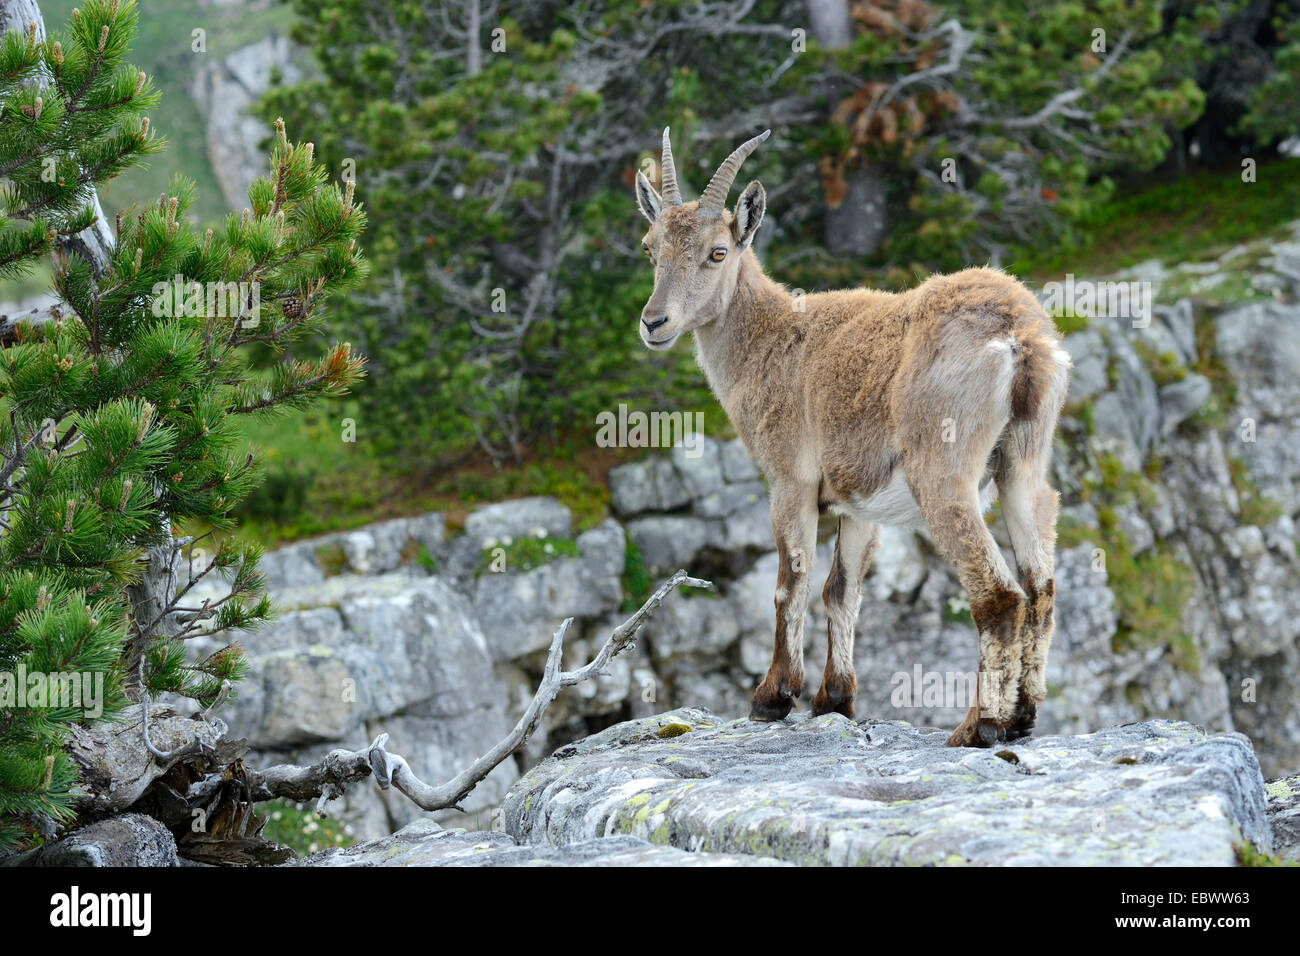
810,690,855,719
749,685,797,721
947,714,1005,748
1006,699,1038,740
977,719,1000,747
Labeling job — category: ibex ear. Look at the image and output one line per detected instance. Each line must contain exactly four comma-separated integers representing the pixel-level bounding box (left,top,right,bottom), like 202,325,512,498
635,169,662,223
733,180,766,249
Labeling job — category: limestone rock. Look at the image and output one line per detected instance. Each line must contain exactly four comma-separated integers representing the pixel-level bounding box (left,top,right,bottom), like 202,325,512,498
720,438,761,482
3,814,178,867
463,496,571,548
473,520,626,661
609,457,690,516
1158,374,1212,436
504,708,1270,866
625,515,719,575
670,437,724,497
1063,329,1108,402
1266,774,1300,862
294,820,788,867
189,36,301,211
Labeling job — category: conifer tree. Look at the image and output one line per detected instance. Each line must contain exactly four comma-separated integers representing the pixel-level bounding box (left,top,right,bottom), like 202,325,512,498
0,0,366,848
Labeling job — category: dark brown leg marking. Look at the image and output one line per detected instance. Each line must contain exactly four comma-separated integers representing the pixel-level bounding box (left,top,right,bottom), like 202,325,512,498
1003,692,1038,741
946,584,1025,746
1006,575,1054,740
750,543,805,721
812,544,855,718
970,584,1026,649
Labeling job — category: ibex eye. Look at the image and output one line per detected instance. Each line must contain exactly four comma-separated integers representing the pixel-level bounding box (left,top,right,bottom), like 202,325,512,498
709,248,727,262
642,245,651,257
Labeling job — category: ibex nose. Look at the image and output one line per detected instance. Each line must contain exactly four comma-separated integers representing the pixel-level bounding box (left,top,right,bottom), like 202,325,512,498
642,315,669,334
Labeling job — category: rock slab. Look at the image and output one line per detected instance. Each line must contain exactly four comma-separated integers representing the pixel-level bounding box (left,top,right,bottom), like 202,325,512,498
2,814,178,867
502,708,1271,866
1265,774,1300,862
295,819,786,867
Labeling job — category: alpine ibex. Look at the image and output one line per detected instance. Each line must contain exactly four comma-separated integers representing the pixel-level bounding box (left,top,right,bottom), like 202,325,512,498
633,129,1070,746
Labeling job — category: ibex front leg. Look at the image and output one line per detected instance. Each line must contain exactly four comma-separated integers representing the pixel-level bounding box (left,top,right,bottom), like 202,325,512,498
812,515,879,718
750,483,818,721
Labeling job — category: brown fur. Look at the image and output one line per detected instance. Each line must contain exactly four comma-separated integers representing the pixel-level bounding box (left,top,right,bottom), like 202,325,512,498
635,135,1070,745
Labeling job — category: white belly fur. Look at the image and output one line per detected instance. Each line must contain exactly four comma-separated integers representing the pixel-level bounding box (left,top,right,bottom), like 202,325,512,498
830,471,998,529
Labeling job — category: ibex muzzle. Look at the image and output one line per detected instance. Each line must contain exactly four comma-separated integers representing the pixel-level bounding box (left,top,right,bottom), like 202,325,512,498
631,127,1072,748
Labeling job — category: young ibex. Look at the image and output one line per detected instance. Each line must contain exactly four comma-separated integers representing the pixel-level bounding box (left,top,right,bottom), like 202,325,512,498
633,129,1070,747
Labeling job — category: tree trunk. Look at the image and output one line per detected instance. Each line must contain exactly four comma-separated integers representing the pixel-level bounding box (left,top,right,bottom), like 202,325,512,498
825,165,890,257
806,0,890,257
466,0,482,76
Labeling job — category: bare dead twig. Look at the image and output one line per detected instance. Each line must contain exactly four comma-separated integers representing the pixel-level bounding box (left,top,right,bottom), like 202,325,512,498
240,568,713,814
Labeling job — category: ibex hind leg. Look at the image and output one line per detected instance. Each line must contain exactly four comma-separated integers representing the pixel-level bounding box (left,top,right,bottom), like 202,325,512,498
997,411,1063,740
1002,480,1060,741
910,475,1027,747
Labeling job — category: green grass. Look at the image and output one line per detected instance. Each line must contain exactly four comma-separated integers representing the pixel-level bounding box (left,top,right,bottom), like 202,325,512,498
1132,340,1189,387
1051,311,1091,335
1234,841,1298,867
1227,456,1284,528
620,538,652,613
259,799,352,858
1010,157,1300,281
476,533,580,576
220,398,628,548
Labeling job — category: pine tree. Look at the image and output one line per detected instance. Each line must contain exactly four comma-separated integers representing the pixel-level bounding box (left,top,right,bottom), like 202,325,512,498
0,0,366,848
264,0,1222,467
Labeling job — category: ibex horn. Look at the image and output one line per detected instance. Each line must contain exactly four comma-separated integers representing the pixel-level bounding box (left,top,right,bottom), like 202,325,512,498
660,127,683,206
698,129,770,213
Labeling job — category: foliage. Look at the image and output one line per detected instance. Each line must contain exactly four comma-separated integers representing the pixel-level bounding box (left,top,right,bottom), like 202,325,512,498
0,0,365,848
1227,0,1300,147
259,0,1295,471
260,0,803,468
1241,34,1300,145
620,537,651,614
259,799,353,856
823,0,1208,266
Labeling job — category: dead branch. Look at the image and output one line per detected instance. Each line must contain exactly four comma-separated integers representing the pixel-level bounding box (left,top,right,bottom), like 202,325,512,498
240,569,713,815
